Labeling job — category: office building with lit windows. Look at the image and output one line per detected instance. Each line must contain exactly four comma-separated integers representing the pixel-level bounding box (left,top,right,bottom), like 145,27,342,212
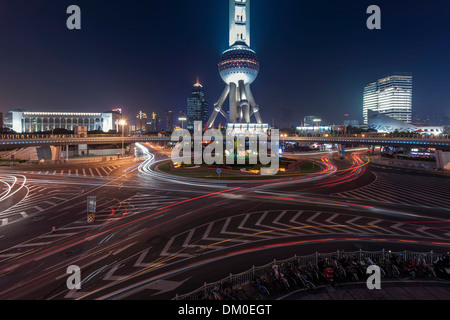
187,81,209,130
135,111,148,133
363,74,413,125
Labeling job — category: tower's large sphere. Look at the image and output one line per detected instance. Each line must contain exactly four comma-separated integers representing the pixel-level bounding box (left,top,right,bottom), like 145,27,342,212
218,45,259,85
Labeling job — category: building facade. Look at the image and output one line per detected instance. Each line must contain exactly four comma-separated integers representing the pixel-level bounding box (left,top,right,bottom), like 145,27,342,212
368,110,443,135
4,110,122,133
187,81,209,130
165,111,174,132
363,74,413,125
303,116,322,127
136,111,148,133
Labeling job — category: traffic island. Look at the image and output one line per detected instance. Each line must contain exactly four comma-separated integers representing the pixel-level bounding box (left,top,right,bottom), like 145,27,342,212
156,158,324,181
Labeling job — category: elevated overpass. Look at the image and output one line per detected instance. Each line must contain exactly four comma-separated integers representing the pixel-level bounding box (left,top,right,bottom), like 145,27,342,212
1,134,449,170
1,134,449,150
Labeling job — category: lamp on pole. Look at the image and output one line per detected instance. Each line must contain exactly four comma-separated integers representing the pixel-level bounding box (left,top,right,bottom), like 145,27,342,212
178,117,187,130
281,134,287,150
119,119,127,156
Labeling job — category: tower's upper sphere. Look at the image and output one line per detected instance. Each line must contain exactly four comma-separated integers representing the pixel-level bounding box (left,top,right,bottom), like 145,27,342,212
218,44,259,85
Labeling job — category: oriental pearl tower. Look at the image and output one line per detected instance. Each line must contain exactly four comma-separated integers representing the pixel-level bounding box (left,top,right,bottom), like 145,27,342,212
206,0,263,129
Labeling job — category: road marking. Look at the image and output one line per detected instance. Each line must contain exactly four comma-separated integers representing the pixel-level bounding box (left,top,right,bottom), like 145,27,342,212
89,168,95,177
390,223,418,237
1,218,8,226
273,211,305,235
182,229,195,248
255,211,294,236
95,168,102,176
83,169,87,177
238,214,275,239
20,212,28,218
290,211,327,234
161,237,194,258
103,265,129,281
41,232,77,238
113,243,136,256
101,167,109,175
16,242,52,248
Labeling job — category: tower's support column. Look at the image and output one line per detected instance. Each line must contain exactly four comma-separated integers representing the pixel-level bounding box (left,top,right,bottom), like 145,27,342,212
245,84,263,124
229,82,238,123
436,150,450,171
207,85,230,129
239,80,250,123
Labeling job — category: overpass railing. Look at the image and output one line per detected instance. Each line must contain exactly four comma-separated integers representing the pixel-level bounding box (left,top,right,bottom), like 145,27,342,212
1,133,449,140
291,133,450,140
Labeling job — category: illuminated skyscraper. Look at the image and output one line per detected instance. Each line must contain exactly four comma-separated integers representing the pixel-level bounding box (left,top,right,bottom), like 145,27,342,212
136,111,148,133
165,110,174,131
187,81,209,130
363,74,413,125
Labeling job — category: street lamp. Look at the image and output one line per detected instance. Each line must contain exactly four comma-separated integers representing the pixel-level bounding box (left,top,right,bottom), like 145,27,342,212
179,117,187,130
119,119,127,156
281,134,288,149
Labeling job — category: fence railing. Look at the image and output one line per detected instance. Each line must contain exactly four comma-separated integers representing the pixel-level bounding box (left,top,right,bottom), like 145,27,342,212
173,249,444,300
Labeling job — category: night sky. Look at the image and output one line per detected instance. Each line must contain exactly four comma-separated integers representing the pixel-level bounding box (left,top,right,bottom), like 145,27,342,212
0,0,449,128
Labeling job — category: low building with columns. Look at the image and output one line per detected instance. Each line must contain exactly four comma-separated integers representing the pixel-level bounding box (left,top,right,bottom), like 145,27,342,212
4,110,122,133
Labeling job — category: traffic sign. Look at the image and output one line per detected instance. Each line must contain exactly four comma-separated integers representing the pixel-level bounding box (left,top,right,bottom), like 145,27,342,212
87,196,97,223
87,213,95,224
216,169,222,174
87,196,97,213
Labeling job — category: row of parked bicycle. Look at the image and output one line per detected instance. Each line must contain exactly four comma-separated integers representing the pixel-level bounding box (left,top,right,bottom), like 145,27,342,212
203,253,450,300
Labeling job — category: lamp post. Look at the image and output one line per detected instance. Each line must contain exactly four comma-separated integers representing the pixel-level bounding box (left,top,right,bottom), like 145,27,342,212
178,117,187,130
119,119,127,156
282,134,287,150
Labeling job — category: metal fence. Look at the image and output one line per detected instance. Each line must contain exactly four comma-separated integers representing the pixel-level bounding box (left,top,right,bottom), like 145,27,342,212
173,249,444,300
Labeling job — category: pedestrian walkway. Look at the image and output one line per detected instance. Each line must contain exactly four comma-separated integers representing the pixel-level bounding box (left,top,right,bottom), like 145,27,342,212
276,280,450,300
